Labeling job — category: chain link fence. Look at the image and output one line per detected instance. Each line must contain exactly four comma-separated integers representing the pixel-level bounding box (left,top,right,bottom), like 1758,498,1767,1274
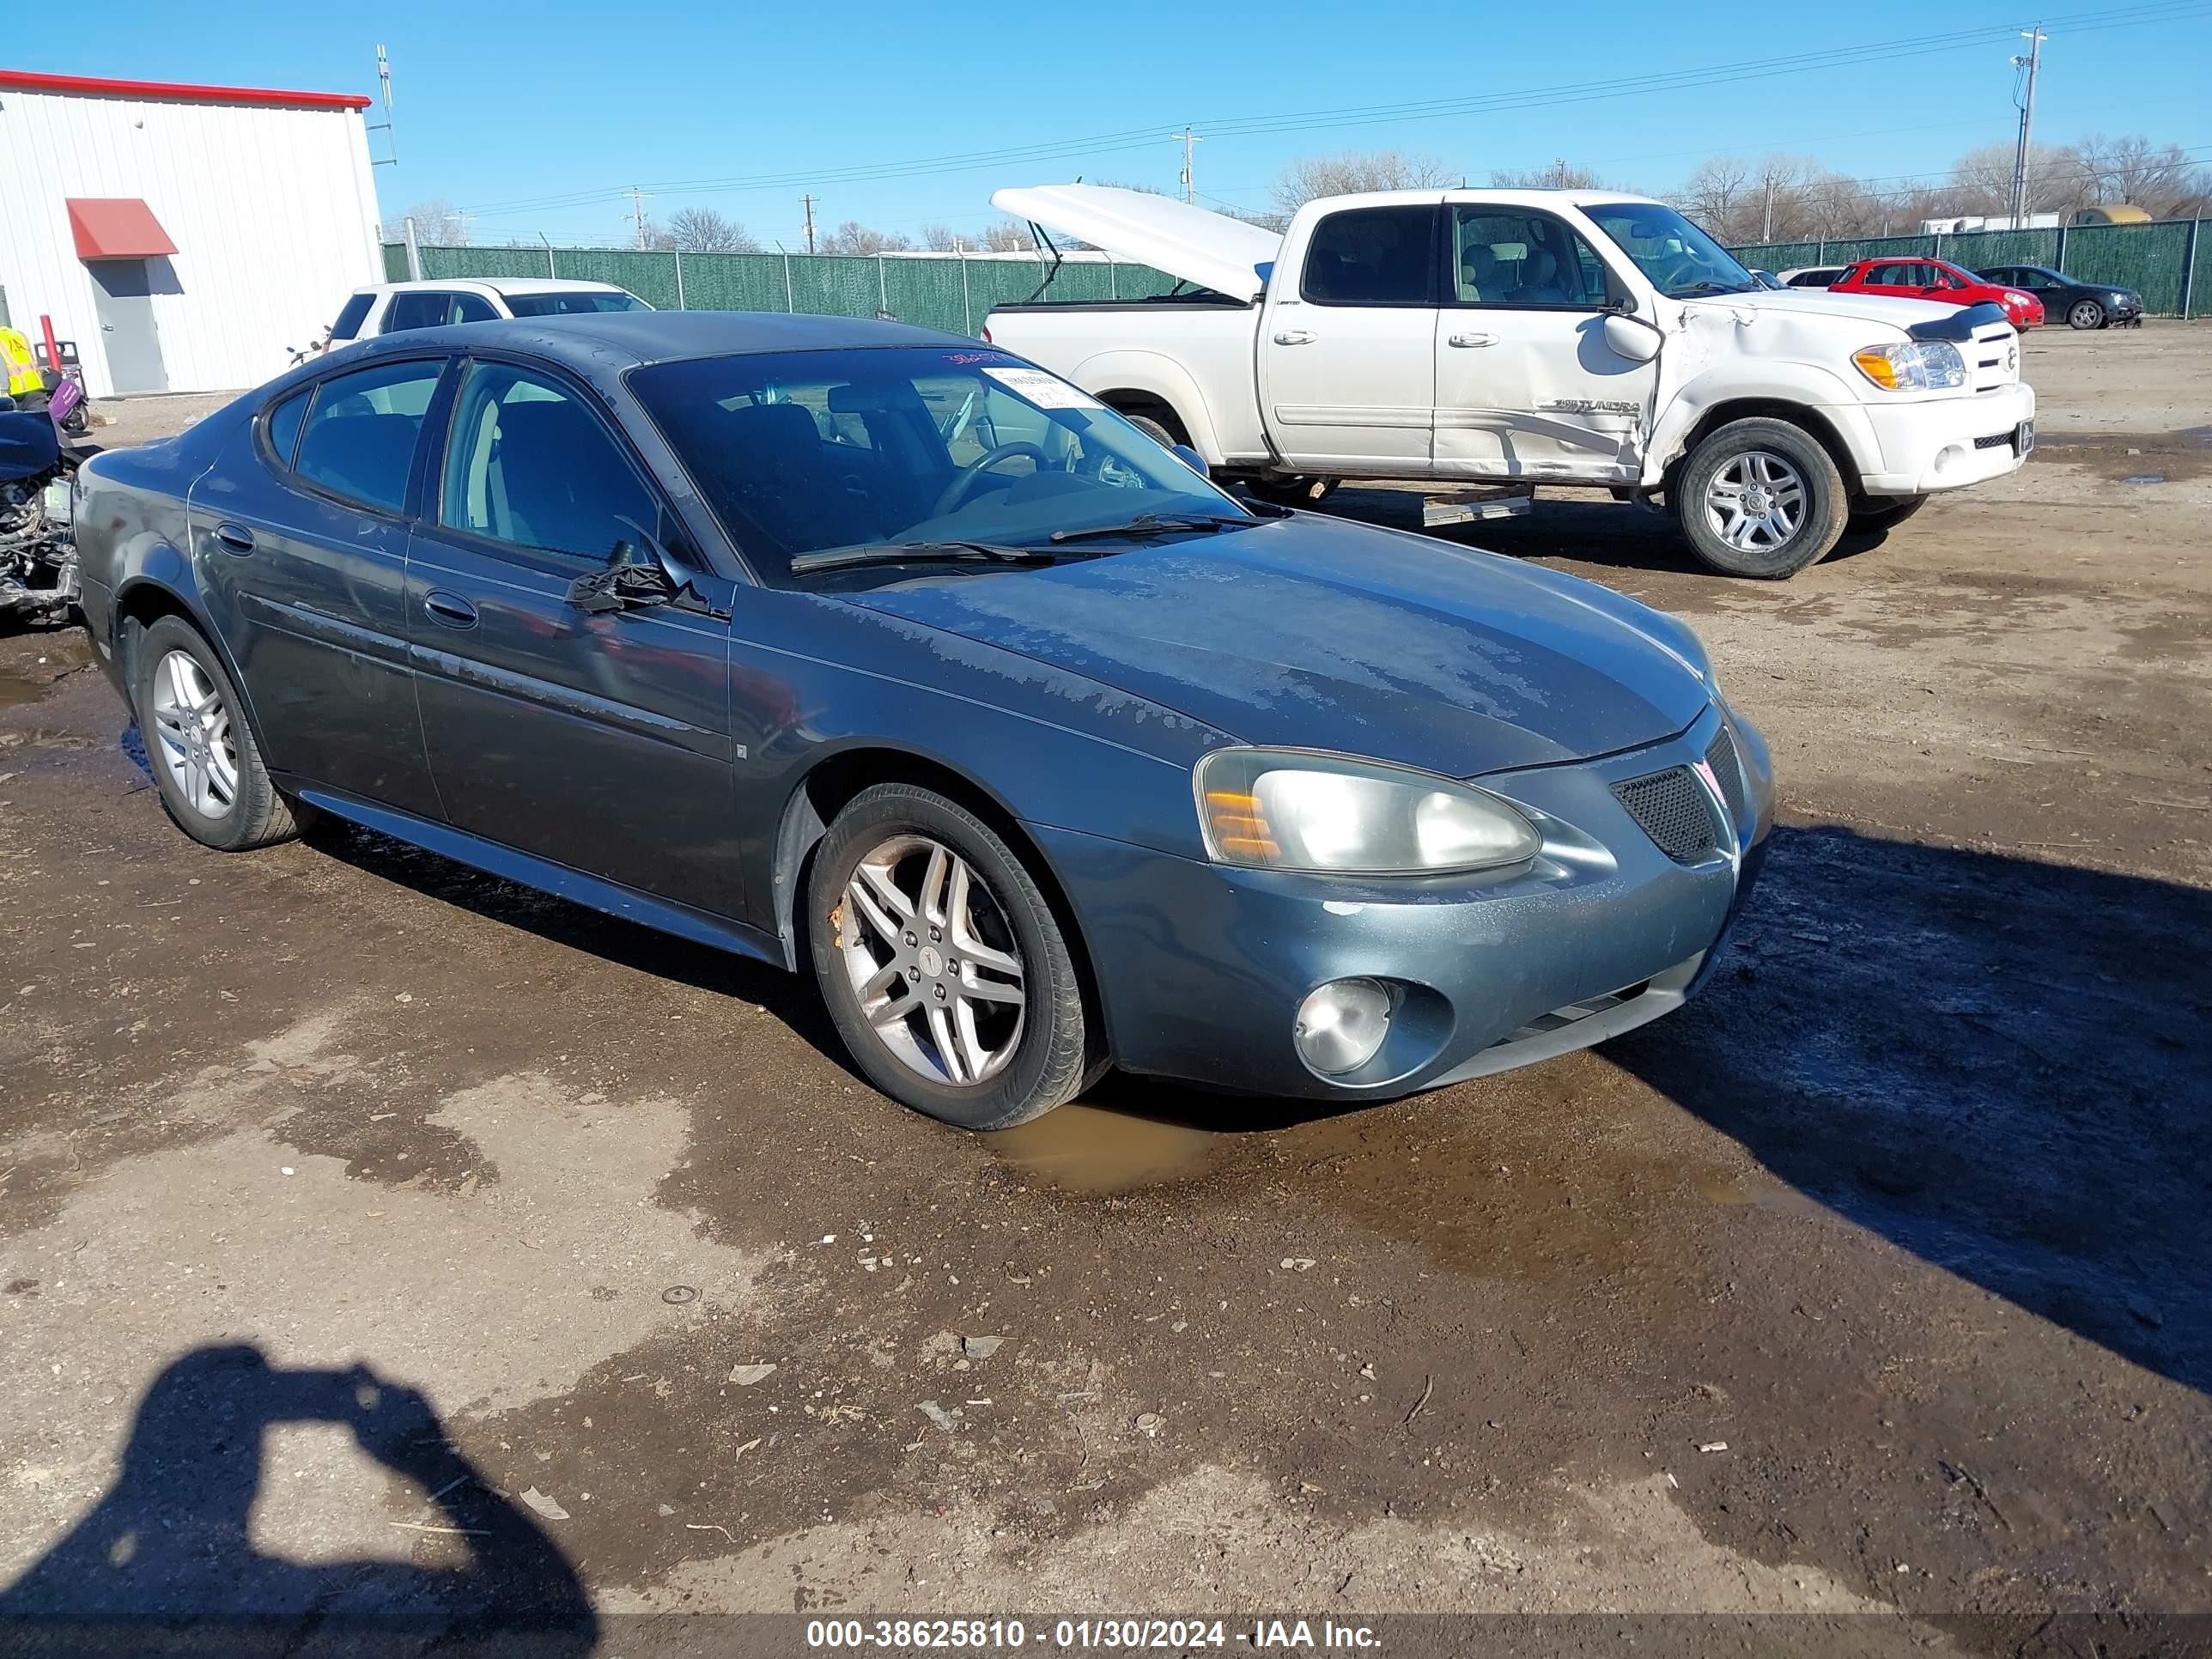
386,216,2205,329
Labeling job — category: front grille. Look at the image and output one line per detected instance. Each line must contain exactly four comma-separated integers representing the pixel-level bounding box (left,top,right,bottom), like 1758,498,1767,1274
1613,767,1721,863
1704,725,1751,830
1494,980,1650,1047
1974,431,2014,449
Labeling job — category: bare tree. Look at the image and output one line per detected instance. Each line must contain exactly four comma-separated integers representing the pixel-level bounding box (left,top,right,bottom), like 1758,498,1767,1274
1681,156,1750,238
381,199,470,246
1488,159,1604,189
635,222,678,252
2072,134,2209,217
980,221,1036,252
819,221,915,255
666,207,758,252
920,223,962,252
1271,149,1455,214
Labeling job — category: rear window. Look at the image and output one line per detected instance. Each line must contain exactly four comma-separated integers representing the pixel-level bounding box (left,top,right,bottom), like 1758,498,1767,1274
502,290,649,317
293,358,444,515
1300,206,1436,307
329,293,374,342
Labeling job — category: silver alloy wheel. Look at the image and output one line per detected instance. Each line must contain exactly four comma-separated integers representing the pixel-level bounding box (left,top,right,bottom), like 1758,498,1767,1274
836,834,1026,1087
1704,450,1808,553
2069,299,2103,329
149,649,240,820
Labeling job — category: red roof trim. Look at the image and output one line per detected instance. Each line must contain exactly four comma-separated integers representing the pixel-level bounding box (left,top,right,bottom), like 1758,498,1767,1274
0,69,371,111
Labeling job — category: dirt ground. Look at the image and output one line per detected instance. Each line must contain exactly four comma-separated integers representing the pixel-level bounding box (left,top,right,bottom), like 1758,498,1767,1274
1,324,2207,1656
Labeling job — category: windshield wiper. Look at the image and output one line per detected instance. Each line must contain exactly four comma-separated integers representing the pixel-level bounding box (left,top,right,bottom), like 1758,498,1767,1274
787,539,1059,576
1672,280,1755,296
1045,512,1257,545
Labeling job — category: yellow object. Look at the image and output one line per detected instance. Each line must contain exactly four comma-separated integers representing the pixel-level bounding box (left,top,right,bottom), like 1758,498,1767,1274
2074,204,2154,226
0,327,41,400
1852,348,1904,390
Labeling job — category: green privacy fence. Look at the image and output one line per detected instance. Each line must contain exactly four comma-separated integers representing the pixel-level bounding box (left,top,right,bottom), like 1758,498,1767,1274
385,216,2205,325
1729,220,2206,317
380,242,1185,334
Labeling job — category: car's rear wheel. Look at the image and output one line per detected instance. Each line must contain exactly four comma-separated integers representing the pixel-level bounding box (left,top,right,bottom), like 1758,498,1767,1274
134,615,302,851
1674,417,1848,579
1847,494,1929,534
2068,299,2106,331
808,783,1091,1130
1121,413,1178,449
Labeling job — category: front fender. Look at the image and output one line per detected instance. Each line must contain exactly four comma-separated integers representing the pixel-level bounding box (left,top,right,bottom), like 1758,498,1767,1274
1070,348,1231,466
1644,362,1873,487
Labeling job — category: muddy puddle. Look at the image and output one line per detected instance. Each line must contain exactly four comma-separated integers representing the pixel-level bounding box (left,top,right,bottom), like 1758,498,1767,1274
991,1103,1222,1194
0,673,49,710
2035,424,2212,483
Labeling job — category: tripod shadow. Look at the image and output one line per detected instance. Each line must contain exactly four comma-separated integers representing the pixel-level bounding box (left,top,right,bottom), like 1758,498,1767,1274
0,1344,596,1656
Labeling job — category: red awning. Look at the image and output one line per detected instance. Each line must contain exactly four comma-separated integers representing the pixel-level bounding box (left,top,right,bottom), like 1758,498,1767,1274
66,198,177,261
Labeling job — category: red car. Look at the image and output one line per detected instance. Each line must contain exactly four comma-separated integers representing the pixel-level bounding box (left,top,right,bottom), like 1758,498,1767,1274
1828,257,2045,329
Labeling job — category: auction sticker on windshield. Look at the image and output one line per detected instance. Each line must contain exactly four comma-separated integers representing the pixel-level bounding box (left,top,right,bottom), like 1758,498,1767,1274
985,366,1105,410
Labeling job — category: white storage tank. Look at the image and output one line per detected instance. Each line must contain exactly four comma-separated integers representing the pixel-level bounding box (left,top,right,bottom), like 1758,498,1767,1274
0,70,384,398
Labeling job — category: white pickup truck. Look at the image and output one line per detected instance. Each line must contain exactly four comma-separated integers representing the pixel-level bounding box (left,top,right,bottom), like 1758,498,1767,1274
983,185,2036,578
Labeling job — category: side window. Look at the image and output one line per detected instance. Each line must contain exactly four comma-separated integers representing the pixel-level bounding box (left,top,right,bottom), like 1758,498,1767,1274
1300,206,1436,307
439,362,659,563
1864,264,1904,288
450,293,499,325
384,292,450,332
264,388,310,467
328,293,374,343
1449,208,1613,308
292,358,444,515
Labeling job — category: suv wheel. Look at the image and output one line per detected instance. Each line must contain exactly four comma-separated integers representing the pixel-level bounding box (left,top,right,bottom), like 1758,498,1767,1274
1674,417,1848,579
808,783,1093,1129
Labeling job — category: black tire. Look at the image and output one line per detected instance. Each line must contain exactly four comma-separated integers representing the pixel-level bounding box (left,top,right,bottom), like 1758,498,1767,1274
807,782,1092,1130
133,615,302,850
1245,475,1339,507
1847,494,1929,534
1674,416,1848,579
1121,413,1178,449
2067,299,2105,331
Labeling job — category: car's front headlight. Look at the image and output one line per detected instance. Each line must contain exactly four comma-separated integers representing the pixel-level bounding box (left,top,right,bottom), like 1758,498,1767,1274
1195,750,1540,876
2004,290,2032,308
1852,340,1966,391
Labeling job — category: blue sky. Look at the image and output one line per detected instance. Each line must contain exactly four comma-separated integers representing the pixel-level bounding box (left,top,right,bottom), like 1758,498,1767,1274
33,0,2212,246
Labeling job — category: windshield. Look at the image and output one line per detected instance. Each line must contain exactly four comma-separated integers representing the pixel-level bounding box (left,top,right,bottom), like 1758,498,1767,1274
1583,203,1757,299
629,346,1248,586
504,290,649,317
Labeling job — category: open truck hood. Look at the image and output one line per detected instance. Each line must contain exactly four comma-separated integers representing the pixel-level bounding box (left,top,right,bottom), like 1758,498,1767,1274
992,184,1281,302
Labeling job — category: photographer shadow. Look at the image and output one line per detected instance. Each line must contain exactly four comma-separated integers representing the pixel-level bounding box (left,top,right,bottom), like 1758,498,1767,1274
0,1344,596,1657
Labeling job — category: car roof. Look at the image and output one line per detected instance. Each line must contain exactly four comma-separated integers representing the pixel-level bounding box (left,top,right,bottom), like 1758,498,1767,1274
331,310,977,387
361,277,631,297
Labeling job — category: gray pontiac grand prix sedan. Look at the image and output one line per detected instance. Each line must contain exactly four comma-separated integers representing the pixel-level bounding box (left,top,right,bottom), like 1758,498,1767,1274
72,313,1771,1129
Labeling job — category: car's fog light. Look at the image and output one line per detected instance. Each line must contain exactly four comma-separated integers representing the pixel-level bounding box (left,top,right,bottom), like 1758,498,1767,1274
1295,978,1392,1075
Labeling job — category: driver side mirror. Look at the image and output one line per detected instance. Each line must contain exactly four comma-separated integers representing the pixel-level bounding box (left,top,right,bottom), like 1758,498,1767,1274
566,545,679,615
1170,442,1209,478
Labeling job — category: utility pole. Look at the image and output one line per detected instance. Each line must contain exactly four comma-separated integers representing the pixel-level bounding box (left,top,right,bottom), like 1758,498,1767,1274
802,193,817,255
627,185,651,249
1173,126,1201,204
2008,27,2047,227
1763,177,1776,242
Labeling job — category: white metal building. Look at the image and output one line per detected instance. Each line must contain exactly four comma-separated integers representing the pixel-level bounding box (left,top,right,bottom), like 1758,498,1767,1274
0,69,384,398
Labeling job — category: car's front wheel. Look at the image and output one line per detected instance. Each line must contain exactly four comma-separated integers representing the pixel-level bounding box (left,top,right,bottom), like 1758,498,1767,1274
1674,417,1848,579
133,615,304,851
2068,298,2106,331
808,783,1093,1129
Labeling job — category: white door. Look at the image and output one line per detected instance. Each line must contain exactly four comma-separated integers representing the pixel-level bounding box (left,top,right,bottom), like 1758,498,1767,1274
1431,205,1654,483
1259,202,1438,473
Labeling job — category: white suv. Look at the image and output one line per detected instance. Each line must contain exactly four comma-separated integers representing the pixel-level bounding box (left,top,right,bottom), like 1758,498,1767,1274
325,278,652,349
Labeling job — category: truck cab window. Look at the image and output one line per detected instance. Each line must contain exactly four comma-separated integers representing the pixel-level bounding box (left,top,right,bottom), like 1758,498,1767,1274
1450,209,1613,308
1300,206,1437,307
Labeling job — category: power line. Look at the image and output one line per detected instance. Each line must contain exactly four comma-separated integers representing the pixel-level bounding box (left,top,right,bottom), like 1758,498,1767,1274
455,1,2211,216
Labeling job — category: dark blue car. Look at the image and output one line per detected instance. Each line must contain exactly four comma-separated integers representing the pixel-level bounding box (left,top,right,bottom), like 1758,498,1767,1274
72,312,1771,1129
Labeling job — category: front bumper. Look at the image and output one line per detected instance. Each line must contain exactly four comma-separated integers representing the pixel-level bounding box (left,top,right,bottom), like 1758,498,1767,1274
1035,702,1773,1102
1844,380,2036,495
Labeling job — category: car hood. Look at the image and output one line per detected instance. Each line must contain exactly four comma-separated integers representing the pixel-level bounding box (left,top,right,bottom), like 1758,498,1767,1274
839,518,1712,777
992,183,1282,302
1683,286,1963,334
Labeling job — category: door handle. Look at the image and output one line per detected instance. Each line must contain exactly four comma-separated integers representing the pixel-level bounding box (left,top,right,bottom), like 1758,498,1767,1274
422,590,478,629
213,523,255,555
1273,329,1317,346
1447,331,1498,348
